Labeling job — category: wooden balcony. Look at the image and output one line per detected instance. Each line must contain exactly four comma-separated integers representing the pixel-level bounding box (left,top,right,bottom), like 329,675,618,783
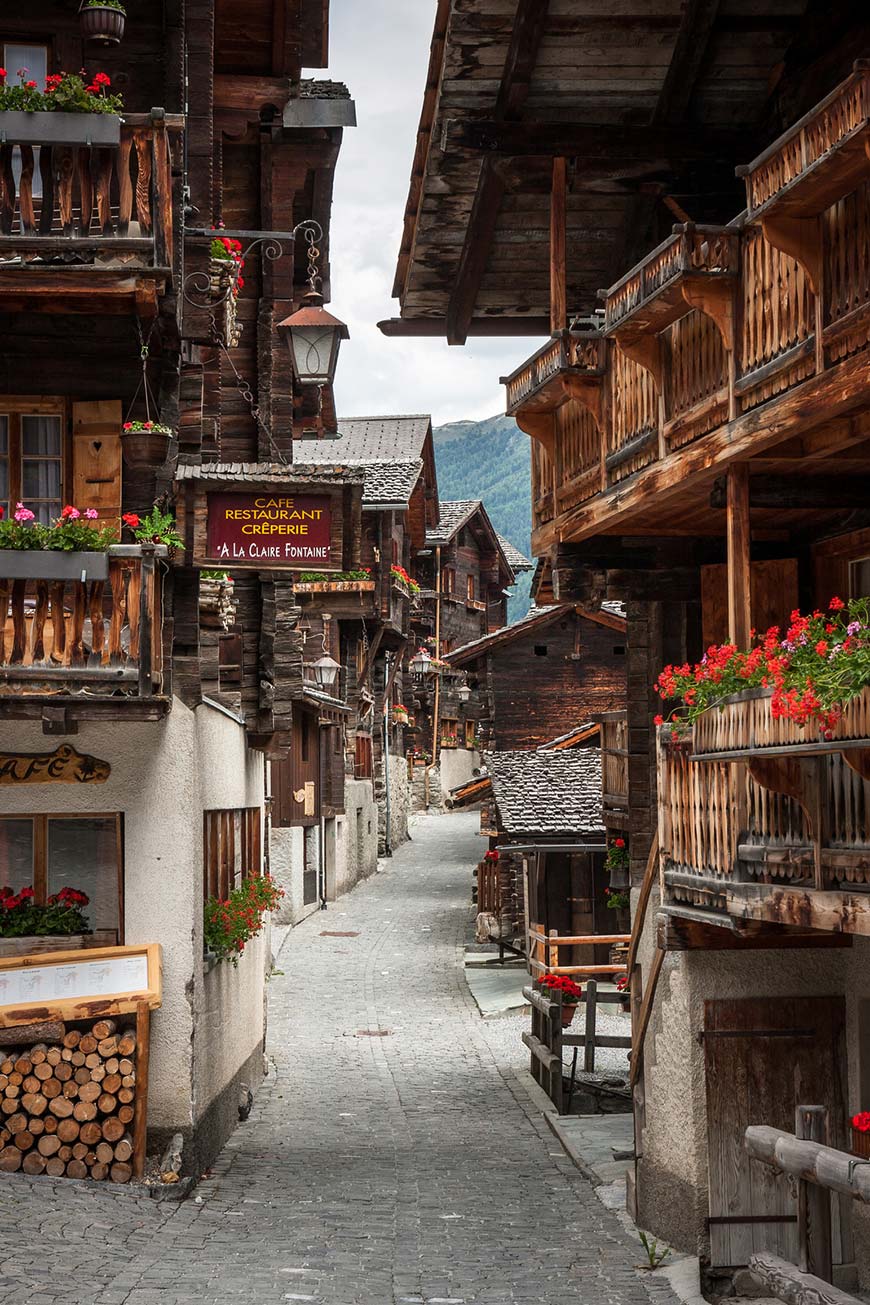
657,728,870,938
0,545,168,724
692,687,870,761
0,112,180,315
514,65,870,555
502,329,605,418
738,61,870,223
603,224,739,340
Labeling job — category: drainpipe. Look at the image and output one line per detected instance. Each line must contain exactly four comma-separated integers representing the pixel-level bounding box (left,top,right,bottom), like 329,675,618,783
383,651,392,856
424,545,442,809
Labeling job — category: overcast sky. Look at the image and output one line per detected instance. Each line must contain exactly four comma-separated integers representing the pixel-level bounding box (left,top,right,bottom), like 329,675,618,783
326,1,540,427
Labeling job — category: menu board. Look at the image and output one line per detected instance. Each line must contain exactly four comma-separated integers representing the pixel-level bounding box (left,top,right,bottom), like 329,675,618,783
0,944,161,1026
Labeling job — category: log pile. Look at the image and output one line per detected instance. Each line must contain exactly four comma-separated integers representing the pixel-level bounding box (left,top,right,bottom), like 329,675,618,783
0,1018,137,1183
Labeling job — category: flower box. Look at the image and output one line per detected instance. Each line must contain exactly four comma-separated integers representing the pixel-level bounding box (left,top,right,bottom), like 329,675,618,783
0,110,121,148
0,549,110,581
851,1125,870,1159
292,580,376,594
692,685,870,758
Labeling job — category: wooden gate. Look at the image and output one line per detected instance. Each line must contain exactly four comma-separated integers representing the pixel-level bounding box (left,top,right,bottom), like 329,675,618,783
703,996,850,1270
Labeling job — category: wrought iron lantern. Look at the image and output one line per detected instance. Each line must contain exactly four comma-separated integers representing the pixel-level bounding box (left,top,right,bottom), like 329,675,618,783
458,684,472,704
410,648,433,677
278,289,349,388
312,652,341,689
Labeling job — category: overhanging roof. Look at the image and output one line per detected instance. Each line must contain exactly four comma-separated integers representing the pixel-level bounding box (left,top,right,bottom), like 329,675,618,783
384,0,816,345
445,601,625,666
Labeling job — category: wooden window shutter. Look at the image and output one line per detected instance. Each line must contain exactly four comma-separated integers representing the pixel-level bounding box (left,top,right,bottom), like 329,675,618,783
72,400,123,523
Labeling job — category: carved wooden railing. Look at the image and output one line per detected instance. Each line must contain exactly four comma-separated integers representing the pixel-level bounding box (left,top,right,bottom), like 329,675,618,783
738,60,870,220
503,329,605,415
0,112,177,269
0,546,165,699
604,225,738,335
692,687,870,758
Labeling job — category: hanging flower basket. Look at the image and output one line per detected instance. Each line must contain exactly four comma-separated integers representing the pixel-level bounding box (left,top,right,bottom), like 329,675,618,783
121,421,173,469
80,0,127,45
851,1114,870,1158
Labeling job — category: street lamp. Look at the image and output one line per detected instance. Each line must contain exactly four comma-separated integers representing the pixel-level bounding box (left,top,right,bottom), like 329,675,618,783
410,648,433,677
458,684,472,704
312,652,341,690
277,223,349,387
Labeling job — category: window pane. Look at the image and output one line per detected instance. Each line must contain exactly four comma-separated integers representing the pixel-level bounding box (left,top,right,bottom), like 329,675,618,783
850,559,870,600
22,415,61,457
21,415,62,524
0,819,34,895
47,818,119,935
4,46,48,87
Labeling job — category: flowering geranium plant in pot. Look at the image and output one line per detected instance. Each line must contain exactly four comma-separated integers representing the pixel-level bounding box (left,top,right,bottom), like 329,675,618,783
606,836,630,890
120,420,173,469
0,885,91,956
852,1111,870,1159
203,874,284,967
208,231,245,346
654,597,870,742
79,0,127,46
0,71,122,147
537,973,583,1026
390,564,420,595
605,887,630,912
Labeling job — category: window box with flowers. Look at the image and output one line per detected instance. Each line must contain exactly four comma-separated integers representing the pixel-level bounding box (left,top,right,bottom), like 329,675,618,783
0,503,175,578
0,885,92,959
391,705,409,726
293,569,375,593
80,0,127,46
0,70,123,147
655,597,870,758
390,564,420,597
203,874,283,968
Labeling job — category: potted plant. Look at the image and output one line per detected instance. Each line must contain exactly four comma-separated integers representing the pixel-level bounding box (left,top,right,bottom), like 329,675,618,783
0,502,117,580
203,874,283,967
605,886,631,932
390,564,420,596
0,69,122,147
80,0,127,44
616,973,631,1013
209,232,245,347
852,1112,870,1159
391,704,409,726
126,505,184,559
120,419,173,469
537,973,583,1027
0,885,91,958
606,837,630,891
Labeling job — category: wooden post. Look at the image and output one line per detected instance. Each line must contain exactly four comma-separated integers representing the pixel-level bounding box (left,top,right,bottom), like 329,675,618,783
726,462,752,648
551,994,564,1115
550,157,567,335
584,978,597,1072
132,1002,151,1180
796,1105,833,1283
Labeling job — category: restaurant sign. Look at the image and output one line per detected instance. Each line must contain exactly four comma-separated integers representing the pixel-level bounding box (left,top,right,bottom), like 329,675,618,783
206,492,333,567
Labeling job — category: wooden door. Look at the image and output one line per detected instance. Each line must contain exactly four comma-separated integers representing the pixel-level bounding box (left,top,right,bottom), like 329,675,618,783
704,995,849,1270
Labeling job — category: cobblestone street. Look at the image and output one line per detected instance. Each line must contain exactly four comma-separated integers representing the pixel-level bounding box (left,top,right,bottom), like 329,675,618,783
0,812,677,1305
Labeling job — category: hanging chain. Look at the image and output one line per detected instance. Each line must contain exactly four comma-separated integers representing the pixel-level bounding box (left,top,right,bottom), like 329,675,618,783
217,338,289,468
304,225,321,295
124,317,159,426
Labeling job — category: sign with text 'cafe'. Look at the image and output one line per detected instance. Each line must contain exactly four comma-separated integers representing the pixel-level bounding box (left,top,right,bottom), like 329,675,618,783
206,492,334,568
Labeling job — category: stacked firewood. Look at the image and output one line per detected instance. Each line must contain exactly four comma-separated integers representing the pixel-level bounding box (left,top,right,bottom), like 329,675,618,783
0,1019,137,1183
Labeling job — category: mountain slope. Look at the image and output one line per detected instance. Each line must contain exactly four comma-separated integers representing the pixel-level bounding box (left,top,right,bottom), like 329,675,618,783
433,415,532,623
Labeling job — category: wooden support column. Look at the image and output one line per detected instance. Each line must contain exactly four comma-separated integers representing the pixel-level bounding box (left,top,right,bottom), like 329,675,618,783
796,1105,834,1284
550,157,567,335
727,463,752,647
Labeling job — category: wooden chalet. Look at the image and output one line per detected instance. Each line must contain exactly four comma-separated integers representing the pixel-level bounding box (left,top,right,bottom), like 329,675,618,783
389,0,870,1290
444,602,625,750
0,0,358,1178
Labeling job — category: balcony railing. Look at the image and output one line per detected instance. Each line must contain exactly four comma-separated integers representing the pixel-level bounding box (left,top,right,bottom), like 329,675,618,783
511,66,870,545
604,224,738,337
0,545,166,703
502,329,605,416
738,60,870,221
692,687,870,759
0,112,178,276
658,725,870,932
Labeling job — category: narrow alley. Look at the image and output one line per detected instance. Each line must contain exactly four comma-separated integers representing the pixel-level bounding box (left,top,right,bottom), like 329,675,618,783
0,813,675,1305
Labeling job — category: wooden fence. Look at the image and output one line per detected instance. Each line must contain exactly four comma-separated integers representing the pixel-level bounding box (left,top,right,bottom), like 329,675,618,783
527,925,629,977
522,979,632,1115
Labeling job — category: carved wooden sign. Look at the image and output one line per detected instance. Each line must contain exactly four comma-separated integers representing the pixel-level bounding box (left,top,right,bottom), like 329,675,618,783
206,492,333,567
0,746,110,785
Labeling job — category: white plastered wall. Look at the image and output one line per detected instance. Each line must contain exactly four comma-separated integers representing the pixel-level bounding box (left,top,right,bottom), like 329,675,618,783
439,747,481,805
0,699,265,1136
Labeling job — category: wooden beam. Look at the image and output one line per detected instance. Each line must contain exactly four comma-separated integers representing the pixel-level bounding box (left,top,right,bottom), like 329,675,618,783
748,1254,861,1305
626,832,659,975
629,944,664,1088
450,119,741,162
795,1106,833,1284
550,157,567,334
446,0,551,346
745,1127,870,1203
655,0,722,126
378,315,552,339
727,464,751,646
711,475,870,510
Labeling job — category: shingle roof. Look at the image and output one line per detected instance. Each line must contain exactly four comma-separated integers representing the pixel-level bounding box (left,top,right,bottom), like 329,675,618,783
354,460,423,507
295,415,432,463
446,605,566,662
538,723,599,750
496,533,533,573
174,462,364,487
484,749,604,837
602,600,626,619
426,500,479,545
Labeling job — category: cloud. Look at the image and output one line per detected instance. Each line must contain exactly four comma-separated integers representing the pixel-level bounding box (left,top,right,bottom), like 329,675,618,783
325,1,541,426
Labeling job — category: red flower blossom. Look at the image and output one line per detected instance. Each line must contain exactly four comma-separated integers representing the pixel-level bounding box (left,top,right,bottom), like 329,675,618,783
830,596,845,610
615,838,625,848
122,512,140,529
853,1111,870,1133
94,72,111,87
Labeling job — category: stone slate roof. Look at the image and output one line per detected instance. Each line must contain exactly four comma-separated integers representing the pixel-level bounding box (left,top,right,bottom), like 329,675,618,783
426,500,479,545
355,459,424,507
601,600,626,619
175,462,365,487
496,533,533,573
538,723,599,750
445,601,626,666
484,749,604,838
299,80,352,100
295,415,431,463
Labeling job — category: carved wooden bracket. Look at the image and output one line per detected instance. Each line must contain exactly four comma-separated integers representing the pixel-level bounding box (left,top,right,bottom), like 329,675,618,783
515,410,556,457
681,276,736,353
561,373,603,427
747,754,825,888
842,748,870,782
761,215,822,297
613,332,664,392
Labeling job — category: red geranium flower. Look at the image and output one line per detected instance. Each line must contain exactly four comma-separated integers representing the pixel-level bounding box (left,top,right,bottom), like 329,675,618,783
122,512,140,529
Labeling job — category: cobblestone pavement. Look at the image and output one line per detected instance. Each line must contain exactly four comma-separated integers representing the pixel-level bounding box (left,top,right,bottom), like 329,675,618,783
0,812,679,1305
